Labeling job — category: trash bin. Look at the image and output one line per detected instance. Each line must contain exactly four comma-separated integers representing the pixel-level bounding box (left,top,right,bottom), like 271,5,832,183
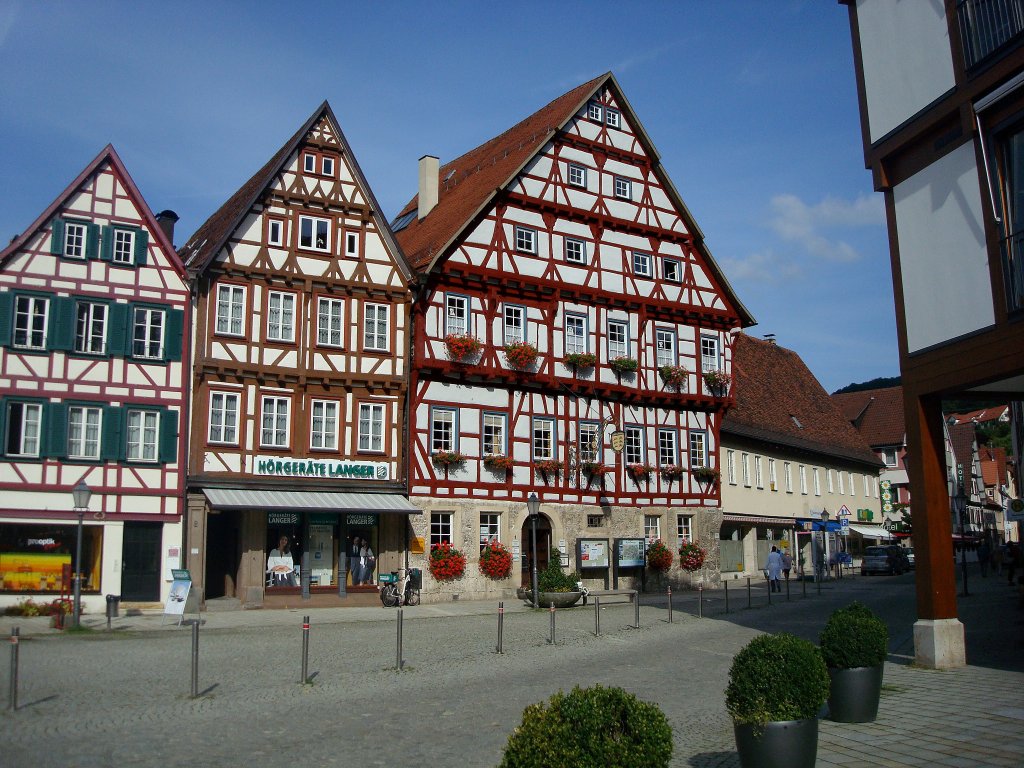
408,568,422,590
105,594,120,619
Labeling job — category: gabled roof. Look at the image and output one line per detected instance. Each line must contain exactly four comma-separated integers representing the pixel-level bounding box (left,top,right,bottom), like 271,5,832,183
947,405,1009,425
948,422,978,476
831,386,906,448
393,72,754,326
0,144,185,279
180,101,410,280
722,334,882,468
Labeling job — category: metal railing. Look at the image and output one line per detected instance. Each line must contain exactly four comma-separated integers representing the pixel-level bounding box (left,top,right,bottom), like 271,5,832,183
958,0,1024,69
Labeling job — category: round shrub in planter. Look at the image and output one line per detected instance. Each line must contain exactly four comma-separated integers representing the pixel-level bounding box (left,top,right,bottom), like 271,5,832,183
819,602,888,723
499,684,672,768
726,633,829,768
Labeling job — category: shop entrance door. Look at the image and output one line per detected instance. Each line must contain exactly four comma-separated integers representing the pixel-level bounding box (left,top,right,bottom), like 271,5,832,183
121,522,162,602
519,515,552,587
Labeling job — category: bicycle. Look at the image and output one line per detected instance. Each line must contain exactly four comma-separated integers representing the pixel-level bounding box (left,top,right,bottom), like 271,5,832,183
379,568,420,607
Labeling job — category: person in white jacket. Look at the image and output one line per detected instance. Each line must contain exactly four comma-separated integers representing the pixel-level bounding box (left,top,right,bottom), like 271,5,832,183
766,546,783,593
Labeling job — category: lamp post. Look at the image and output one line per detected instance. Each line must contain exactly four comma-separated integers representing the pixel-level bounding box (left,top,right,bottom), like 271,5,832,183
71,480,92,628
954,483,970,597
820,509,829,581
527,493,540,609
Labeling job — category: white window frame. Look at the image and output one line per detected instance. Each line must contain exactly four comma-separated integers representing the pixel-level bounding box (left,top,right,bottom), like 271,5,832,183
579,421,601,464
644,515,661,543
298,215,331,253
260,396,291,449
14,295,49,349
624,426,644,465
849,472,856,496
75,301,107,355
800,465,808,495
483,412,507,456
112,228,135,264
303,153,316,173
431,512,453,546
814,468,822,496
769,459,778,490
5,402,41,457
132,307,165,359
605,108,621,128
445,294,469,336
68,406,101,460
310,399,339,451
587,102,603,121
208,392,240,445
564,238,586,264
345,231,358,257
658,429,678,467
838,471,846,495
633,252,652,277
215,285,246,337
607,320,628,359
676,514,693,548
64,222,87,259
785,462,793,493
827,469,835,493
364,303,389,351
126,410,159,463
514,226,537,254
689,431,708,468
317,297,343,347
479,513,500,546
322,156,335,176
881,448,899,467
727,450,736,485
503,305,526,345
358,402,385,453
656,328,677,368
532,417,555,461
864,474,871,497
701,335,721,371
266,291,296,343
565,314,588,355
567,164,587,188
268,219,283,247
431,407,457,453
741,452,751,486
614,176,632,200
755,455,763,489
662,258,681,283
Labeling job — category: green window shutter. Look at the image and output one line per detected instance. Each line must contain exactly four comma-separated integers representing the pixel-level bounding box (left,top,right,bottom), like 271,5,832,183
100,226,113,261
47,296,75,352
85,224,100,259
133,229,149,266
50,219,65,256
0,292,12,347
107,302,130,357
101,406,125,461
159,408,178,463
43,402,68,459
164,308,184,361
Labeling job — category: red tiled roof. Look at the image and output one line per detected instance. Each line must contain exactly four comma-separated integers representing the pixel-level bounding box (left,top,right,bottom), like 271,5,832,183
831,386,906,448
979,445,1008,488
722,334,881,467
947,406,1009,425
948,422,977,475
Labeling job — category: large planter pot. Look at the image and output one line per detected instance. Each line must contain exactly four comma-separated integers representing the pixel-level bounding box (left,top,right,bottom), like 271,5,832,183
827,664,884,723
537,591,581,608
733,718,818,768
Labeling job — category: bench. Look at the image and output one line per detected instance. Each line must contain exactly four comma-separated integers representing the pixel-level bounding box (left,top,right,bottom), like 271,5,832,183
587,589,638,604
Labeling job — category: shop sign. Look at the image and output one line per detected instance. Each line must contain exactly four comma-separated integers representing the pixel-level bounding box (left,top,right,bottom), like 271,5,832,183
255,455,389,480
268,512,299,525
346,513,378,526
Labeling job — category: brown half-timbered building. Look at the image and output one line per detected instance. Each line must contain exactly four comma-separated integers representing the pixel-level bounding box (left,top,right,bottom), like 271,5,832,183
180,103,415,608
394,73,753,601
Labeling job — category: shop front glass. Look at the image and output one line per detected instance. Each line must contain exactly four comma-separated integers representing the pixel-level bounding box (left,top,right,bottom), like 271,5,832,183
265,511,379,590
719,524,744,572
0,522,103,593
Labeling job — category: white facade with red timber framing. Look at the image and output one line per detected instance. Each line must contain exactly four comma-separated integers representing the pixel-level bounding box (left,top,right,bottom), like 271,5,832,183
394,73,753,601
0,146,191,611
181,102,415,608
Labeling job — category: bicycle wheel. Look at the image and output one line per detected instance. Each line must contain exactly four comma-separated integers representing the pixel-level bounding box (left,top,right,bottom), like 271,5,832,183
405,585,420,606
381,585,399,608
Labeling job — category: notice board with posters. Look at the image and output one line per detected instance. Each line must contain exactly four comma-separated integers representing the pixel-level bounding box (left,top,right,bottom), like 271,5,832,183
164,569,200,625
576,538,609,569
616,538,645,568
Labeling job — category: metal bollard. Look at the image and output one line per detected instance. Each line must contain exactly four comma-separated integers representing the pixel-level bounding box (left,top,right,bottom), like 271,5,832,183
633,590,640,629
747,577,752,609
190,621,199,699
594,595,601,636
549,603,556,645
396,608,404,671
724,581,730,614
767,574,772,606
667,586,673,624
496,601,504,654
300,615,310,685
786,577,791,601
817,570,822,596
9,627,19,711
803,572,807,598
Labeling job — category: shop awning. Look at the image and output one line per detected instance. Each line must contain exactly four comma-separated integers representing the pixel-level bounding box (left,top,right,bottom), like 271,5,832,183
722,514,796,527
847,524,894,540
202,488,421,514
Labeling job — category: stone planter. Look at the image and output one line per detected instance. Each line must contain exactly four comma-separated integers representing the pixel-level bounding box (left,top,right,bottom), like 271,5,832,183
537,591,582,608
827,664,884,723
733,718,818,768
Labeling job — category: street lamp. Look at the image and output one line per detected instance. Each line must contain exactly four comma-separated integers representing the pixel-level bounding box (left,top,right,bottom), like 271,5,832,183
527,493,540,609
954,483,970,597
71,480,92,628
820,509,830,581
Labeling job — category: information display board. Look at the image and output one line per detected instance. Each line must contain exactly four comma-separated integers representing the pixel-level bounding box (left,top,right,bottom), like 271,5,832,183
576,538,609,569
164,569,192,616
616,538,645,568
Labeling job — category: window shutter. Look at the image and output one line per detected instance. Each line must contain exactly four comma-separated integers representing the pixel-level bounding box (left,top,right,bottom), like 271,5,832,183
134,229,149,265
101,406,125,461
47,297,75,352
50,219,65,255
107,302,130,357
0,292,12,347
164,309,184,361
43,402,67,459
86,224,100,259
159,409,179,463
100,226,113,261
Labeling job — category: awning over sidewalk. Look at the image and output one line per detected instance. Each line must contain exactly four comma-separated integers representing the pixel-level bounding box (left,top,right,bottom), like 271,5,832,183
721,514,796,527
202,488,421,514
848,524,894,540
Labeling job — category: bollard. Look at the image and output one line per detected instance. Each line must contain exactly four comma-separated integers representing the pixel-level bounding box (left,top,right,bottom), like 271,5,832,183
667,586,673,624
594,595,601,636
786,577,791,602
396,608,404,671
190,621,199,699
496,601,504,654
803,572,807,598
698,586,703,618
817,570,822,596
549,603,556,645
9,627,19,711
633,590,640,629
767,574,772,606
724,581,730,614
300,615,310,685
747,577,752,609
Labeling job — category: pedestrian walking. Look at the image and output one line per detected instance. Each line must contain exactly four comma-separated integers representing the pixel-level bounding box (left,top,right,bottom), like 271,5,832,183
992,542,1004,576
781,550,793,581
978,539,991,578
767,546,783,593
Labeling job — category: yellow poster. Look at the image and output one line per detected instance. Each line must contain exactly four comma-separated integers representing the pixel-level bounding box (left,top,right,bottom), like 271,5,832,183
0,552,72,592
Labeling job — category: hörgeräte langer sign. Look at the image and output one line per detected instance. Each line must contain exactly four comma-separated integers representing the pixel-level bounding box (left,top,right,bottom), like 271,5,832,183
255,456,389,480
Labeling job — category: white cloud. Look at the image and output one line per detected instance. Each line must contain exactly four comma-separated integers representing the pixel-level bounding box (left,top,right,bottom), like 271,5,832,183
718,250,802,283
768,193,884,263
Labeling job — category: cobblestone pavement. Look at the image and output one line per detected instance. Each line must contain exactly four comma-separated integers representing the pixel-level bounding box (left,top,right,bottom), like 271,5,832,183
2,570,1022,767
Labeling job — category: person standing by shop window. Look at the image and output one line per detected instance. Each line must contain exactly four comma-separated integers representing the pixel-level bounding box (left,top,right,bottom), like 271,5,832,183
359,538,375,585
350,536,363,585
268,535,296,586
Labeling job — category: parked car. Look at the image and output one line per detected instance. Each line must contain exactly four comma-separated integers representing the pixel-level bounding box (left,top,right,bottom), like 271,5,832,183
904,547,915,569
860,545,910,576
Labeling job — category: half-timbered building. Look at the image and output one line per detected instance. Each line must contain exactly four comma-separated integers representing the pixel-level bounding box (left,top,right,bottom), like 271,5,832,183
180,102,415,608
394,73,753,601
0,146,190,610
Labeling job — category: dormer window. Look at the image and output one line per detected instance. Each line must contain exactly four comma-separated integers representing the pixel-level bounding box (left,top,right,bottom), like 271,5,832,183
268,219,283,247
299,215,330,252
303,154,316,173
588,103,603,122
605,109,620,128
322,157,335,177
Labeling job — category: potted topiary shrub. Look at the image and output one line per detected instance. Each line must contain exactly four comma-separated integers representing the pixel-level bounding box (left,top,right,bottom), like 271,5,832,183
819,601,888,723
499,684,673,768
534,548,581,608
726,633,829,768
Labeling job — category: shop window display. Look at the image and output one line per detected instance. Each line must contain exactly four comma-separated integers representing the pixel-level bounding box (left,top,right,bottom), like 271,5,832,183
0,523,102,593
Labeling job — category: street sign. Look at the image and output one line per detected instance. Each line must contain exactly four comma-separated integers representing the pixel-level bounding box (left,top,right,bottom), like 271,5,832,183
838,505,851,517
840,518,850,536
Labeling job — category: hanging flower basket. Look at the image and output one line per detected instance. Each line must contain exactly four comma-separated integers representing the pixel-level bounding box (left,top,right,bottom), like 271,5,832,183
609,356,639,375
535,459,564,482
678,540,707,572
564,352,597,370
692,466,720,485
659,365,689,389
703,370,732,394
444,333,483,362
478,540,514,580
428,541,467,581
483,454,514,472
581,461,609,477
659,465,685,481
503,341,539,370
432,451,466,469
646,539,673,573
627,463,657,481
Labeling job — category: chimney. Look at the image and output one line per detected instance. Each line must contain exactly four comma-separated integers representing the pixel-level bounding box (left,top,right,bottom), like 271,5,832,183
155,210,179,246
418,155,439,220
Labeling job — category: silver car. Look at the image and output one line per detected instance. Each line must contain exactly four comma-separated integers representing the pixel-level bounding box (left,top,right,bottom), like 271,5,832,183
860,545,910,576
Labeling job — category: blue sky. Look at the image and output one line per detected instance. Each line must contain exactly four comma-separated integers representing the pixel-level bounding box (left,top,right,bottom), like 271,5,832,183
0,0,894,393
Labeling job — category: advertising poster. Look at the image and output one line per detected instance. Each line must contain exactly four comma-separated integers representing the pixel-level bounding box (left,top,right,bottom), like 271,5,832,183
164,570,192,616
617,538,645,568
577,539,609,569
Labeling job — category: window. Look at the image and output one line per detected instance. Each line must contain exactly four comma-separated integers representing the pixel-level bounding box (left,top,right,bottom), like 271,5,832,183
689,431,708,468
74,302,107,355
345,231,358,257
624,426,644,465
864,475,871,497
533,417,555,460
676,514,693,547
785,462,793,492
317,298,343,347
430,512,453,546
741,453,750,486
567,164,587,188
608,320,628,359
132,307,165,359
503,305,525,345
769,459,777,490
215,285,245,336
298,215,330,252
445,294,469,336
588,102,603,121
587,514,604,528
564,238,586,264
431,408,456,453
849,472,856,495
68,406,101,459
112,229,135,264
483,413,507,456
311,400,339,450
663,258,681,282
827,469,834,493
614,177,632,200
5,402,41,457
727,450,736,485
579,421,601,463
655,328,676,368
644,515,661,543
605,108,620,128
799,465,808,495
64,222,87,258
266,292,295,343
701,335,720,371
322,156,335,176
358,402,385,452
268,220,283,247
126,410,159,462
303,154,316,173
881,448,898,467
209,392,240,444
364,304,388,351
633,252,652,277
838,471,845,495
13,295,48,350
480,513,500,546
658,429,678,467
755,456,763,488
514,226,537,254
260,396,290,448
565,314,588,355
814,468,821,496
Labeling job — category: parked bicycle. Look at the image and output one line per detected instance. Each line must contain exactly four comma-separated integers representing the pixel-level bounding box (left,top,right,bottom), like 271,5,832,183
379,568,421,607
